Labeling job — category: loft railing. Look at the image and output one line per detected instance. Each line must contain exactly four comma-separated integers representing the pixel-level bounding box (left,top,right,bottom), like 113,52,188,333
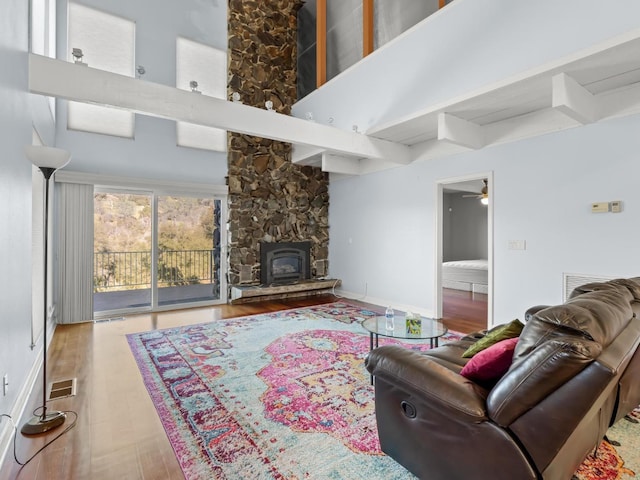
313,0,448,88
94,249,214,291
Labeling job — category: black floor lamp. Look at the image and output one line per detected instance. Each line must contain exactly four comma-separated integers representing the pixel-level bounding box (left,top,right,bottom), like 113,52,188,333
22,145,71,435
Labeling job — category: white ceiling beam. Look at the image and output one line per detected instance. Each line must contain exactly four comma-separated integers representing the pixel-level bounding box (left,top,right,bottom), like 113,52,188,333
291,144,325,166
409,109,578,164
28,54,411,163
410,138,478,164
437,113,485,149
597,81,640,120
321,153,361,175
483,108,578,145
358,158,411,175
552,72,598,124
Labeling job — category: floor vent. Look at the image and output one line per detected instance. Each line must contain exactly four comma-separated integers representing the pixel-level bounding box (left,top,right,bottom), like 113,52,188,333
94,316,125,324
47,378,77,401
563,273,616,302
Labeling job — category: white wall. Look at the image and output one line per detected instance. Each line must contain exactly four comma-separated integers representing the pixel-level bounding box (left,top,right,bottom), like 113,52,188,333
330,113,640,323
293,0,640,132
0,0,58,447
54,0,229,185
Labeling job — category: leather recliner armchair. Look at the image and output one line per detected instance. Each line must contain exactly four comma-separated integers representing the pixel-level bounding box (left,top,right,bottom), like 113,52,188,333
365,278,640,480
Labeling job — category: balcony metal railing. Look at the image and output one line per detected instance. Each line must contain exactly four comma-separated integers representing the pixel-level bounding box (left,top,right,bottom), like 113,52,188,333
94,249,214,291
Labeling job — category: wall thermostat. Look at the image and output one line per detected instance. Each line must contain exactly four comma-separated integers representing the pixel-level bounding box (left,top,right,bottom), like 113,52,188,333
609,201,622,213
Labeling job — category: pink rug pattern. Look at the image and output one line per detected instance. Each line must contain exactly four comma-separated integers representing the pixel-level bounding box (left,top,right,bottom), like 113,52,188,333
258,329,379,454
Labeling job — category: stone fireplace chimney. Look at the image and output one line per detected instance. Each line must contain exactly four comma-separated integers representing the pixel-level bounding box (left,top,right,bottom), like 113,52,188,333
226,0,330,291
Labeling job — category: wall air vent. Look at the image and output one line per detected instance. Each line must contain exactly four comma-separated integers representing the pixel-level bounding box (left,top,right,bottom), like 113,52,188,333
563,273,616,302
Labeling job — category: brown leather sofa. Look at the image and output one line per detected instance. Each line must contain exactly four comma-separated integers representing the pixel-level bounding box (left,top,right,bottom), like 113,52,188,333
365,278,640,480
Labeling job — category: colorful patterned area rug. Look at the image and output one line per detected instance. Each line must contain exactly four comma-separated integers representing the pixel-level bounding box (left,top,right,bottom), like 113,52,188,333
127,301,639,479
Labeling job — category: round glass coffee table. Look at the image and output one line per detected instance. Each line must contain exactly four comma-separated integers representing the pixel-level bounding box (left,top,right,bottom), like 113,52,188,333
362,314,448,349
362,315,448,384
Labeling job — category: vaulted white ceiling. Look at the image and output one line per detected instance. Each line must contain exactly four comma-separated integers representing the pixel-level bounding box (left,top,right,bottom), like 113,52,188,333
292,28,640,175
369,30,640,145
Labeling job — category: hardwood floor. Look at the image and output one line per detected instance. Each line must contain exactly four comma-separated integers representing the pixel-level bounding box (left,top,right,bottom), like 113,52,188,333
0,293,482,480
442,287,488,333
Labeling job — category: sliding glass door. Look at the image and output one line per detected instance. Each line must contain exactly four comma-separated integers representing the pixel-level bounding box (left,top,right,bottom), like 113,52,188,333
156,195,221,306
93,190,225,316
94,191,152,312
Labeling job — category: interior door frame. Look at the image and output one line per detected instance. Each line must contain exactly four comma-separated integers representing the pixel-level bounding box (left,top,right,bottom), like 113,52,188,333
434,171,494,328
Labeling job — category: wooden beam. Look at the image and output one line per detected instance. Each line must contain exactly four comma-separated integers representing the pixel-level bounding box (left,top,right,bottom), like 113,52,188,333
363,0,374,57
437,112,484,149
552,72,598,124
316,0,327,87
28,54,411,163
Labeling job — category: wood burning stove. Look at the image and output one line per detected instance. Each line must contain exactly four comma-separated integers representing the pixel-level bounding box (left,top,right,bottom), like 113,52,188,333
260,241,311,286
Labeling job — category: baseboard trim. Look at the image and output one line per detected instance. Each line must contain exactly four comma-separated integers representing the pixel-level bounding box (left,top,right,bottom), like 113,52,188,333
0,324,55,468
337,290,436,319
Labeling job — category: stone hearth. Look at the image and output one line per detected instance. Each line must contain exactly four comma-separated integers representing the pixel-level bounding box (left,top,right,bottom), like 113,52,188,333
230,278,341,304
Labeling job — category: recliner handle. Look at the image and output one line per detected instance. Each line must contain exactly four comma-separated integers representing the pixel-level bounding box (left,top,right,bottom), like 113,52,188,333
401,401,416,418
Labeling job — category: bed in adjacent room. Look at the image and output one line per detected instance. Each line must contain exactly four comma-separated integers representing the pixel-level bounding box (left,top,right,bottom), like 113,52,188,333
442,259,488,294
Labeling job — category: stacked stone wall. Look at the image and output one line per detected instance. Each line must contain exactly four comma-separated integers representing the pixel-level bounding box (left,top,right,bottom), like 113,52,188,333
227,0,329,286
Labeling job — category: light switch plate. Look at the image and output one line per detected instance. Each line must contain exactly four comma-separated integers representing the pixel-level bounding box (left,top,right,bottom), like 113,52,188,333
508,240,526,250
591,202,608,213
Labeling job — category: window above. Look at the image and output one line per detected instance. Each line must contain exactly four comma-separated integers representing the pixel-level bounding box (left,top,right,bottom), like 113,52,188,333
67,2,135,138
176,37,227,152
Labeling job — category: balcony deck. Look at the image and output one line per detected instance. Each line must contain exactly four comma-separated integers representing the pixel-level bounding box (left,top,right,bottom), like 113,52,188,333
94,283,218,313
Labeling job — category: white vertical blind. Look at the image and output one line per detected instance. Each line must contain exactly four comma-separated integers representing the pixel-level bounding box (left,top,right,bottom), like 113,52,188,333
176,37,227,151
67,2,135,138
57,182,94,323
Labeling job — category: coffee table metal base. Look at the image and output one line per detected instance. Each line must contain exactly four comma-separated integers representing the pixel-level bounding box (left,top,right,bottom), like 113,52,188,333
368,333,441,385
363,314,447,386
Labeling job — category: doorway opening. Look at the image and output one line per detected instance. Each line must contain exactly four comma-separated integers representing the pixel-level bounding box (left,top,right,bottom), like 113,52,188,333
435,173,493,331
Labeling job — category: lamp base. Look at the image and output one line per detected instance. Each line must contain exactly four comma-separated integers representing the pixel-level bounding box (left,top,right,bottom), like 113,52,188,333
21,411,66,435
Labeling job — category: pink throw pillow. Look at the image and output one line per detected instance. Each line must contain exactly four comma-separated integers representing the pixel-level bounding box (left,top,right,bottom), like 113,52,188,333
460,337,519,383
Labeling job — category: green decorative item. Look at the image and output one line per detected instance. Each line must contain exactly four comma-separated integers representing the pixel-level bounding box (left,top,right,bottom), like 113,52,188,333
462,318,524,358
405,312,422,335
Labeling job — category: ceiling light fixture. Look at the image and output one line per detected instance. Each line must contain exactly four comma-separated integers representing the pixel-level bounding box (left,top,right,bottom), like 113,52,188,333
136,65,146,78
190,80,201,94
462,178,489,205
231,92,241,103
71,48,86,65
265,100,274,112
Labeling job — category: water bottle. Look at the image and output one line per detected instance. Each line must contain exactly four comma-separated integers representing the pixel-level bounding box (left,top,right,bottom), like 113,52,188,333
385,306,395,330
